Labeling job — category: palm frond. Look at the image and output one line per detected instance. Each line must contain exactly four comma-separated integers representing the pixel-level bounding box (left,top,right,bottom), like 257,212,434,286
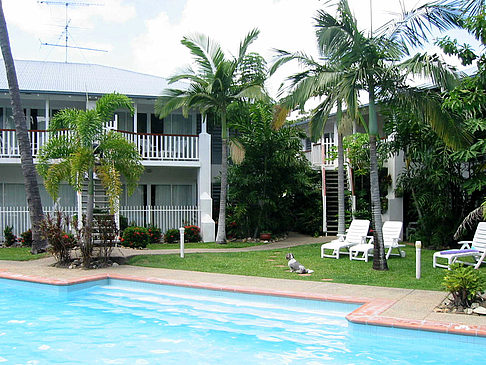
377,0,461,48
398,53,460,90
49,109,80,130
95,93,134,123
453,205,483,240
237,28,260,63
96,162,122,214
181,33,225,75
44,160,72,200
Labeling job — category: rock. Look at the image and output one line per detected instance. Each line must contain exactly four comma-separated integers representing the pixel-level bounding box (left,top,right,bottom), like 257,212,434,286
68,264,74,269
471,302,480,309
465,308,473,315
457,306,464,312
112,262,119,267
473,306,486,315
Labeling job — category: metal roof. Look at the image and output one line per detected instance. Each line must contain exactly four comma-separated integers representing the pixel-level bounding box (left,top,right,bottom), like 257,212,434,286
0,60,168,98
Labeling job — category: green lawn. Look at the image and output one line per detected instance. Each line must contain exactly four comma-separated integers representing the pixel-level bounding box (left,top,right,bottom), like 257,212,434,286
128,244,484,291
0,247,48,261
147,241,267,250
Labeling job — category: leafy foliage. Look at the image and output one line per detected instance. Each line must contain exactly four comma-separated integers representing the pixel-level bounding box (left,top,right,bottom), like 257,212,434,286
443,263,486,307
122,226,150,249
40,212,74,264
184,225,201,242
20,229,32,247
3,225,16,247
227,101,320,237
147,225,162,244
164,228,180,243
37,93,143,214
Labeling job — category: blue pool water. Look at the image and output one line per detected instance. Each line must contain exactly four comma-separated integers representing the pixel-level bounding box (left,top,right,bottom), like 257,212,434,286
0,278,485,364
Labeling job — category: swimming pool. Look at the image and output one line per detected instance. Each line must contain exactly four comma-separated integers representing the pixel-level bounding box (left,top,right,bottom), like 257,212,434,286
0,277,484,364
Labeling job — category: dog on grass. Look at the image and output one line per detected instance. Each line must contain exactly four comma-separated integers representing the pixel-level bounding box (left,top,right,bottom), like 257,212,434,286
285,253,314,274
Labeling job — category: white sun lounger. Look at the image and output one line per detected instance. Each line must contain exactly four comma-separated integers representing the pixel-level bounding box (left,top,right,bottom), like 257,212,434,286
433,222,486,269
321,219,370,259
349,221,404,262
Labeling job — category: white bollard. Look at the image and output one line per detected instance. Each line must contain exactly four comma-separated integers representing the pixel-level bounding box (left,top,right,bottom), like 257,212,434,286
415,241,422,279
179,227,185,258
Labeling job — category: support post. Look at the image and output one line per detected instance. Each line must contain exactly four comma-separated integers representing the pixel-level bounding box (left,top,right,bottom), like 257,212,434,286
179,227,185,258
416,241,422,279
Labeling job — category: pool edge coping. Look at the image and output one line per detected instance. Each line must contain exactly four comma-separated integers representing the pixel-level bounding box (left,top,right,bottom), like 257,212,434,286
1,270,485,338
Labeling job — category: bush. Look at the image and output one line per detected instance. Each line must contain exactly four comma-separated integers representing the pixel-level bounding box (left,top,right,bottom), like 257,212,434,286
40,212,74,264
20,229,33,246
122,226,150,249
443,264,486,308
184,225,201,242
147,224,162,244
3,226,17,247
164,228,179,243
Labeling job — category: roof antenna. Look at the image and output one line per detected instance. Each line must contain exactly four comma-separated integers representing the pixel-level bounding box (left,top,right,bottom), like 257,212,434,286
38,1,107,62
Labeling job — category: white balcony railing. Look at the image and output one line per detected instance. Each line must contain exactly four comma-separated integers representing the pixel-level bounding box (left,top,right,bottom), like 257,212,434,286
310,136,336,168
0,129,199,162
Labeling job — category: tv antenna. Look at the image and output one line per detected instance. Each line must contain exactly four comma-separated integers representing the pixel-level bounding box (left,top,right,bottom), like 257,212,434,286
38,1,107,62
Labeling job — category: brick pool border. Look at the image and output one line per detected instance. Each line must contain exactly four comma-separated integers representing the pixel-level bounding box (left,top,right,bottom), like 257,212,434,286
1,270,485,337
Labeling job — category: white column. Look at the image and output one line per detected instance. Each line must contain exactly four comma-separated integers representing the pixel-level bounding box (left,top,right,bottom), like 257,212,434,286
133,103,138,133
147,112,151,133
45,98,50,130
198,114,214,242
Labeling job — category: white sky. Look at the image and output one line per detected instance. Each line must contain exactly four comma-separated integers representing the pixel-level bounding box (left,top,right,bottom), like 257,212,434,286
2,0,479,100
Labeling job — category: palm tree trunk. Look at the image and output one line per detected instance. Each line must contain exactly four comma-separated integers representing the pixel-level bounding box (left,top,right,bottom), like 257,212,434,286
216,111,228,244
337,132,346,235
368,87,388,271
216,135,228,244
0,1,46,253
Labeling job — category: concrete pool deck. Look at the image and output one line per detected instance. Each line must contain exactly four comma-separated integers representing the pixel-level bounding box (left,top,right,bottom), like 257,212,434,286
1,233,486,337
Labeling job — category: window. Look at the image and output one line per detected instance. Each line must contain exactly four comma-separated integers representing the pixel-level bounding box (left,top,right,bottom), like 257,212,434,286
164,114,194,135
153,184,195,206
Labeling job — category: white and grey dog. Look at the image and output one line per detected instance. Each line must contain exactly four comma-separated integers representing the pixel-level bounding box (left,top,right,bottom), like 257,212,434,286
285,253,314,274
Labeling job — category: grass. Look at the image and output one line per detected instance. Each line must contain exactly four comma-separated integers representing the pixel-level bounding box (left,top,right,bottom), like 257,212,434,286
128,243,486,291
0,246,48,261
146,241,267,250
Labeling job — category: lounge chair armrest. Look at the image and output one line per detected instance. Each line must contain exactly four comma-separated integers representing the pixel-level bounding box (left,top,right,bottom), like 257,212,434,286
362,235,373,244
458,241,472,249
337,233,346,242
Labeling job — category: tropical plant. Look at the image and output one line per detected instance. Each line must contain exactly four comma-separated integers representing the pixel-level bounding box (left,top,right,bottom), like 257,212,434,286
443,263,486,308
3,225,16,247
155,29,267,244
227,101,319,237
39,212,74,265
0,1,46,253
164,228,180,243
146,224,162,244
184,225,201,242
37,93,144,254
273,0,465,270
122,226,150,249
20,229,32,247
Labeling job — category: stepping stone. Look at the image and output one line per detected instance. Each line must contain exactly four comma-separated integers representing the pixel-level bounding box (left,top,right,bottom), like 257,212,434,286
321,278,333,282
274,264,286,268
298,273,312,276
266,259,276,262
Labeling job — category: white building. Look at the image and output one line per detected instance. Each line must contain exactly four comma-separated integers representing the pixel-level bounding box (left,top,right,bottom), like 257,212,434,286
0,60,215,241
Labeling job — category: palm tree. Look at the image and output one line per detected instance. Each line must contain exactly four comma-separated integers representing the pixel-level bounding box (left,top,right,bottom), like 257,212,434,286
0,0,46,253
274,0,466,270
37,93,144,252
155,29,266,244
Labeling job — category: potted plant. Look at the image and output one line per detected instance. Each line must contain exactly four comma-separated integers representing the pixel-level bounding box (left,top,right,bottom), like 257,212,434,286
259,231,272,240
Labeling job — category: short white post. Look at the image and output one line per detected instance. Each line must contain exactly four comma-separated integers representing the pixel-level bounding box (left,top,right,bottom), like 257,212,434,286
179,227,185,258
415,241,422,279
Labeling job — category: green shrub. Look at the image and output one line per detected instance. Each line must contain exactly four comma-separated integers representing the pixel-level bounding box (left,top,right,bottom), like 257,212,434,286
40,213,74,264
122,226,150,249
443,264,486,307
164,228,179,243
20,229,32,246
184,225,201,242
3,226,17,247
147,224,162,244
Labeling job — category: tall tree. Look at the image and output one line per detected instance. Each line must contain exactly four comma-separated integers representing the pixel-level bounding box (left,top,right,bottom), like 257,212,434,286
0,0,46,253
274,0,466,270
156,29,266,244
37,93,144,256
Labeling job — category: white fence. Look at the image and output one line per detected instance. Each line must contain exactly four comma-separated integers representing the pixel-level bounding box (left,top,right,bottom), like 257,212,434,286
0,205,200,242
120,205,200,233
311,136,336,167
0,206,76,241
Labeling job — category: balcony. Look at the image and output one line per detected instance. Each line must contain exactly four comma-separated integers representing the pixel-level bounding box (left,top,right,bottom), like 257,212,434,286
0,129,200,165
305,137,337,169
